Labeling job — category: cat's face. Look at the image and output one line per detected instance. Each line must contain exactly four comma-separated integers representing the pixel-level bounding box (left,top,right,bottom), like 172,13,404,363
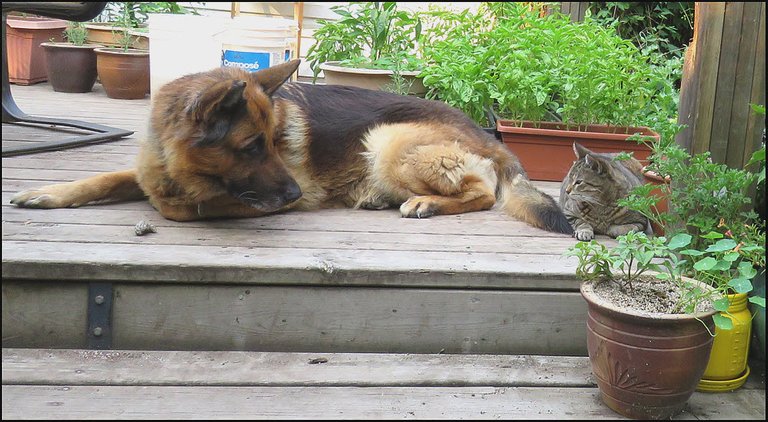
562,143,615,200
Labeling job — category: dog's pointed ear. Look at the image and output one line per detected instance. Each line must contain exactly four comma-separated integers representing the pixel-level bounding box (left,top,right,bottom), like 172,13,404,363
190,80,248,146
250,59,301,96
219,80,247,112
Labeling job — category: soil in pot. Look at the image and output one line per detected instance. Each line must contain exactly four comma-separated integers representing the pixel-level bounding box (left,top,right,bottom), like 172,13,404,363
42,43,101,93
582,276,717,420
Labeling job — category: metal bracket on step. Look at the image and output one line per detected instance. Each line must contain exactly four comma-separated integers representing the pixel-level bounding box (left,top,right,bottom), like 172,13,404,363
87,282,113,350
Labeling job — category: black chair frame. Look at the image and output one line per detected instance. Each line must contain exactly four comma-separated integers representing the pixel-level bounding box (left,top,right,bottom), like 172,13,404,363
2,2,133,157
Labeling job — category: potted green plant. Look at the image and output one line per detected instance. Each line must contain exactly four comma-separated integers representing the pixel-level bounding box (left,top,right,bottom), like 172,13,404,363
93,4,149,100
84,2,197,50
419,4,676,181
566,231,721,419
621,127,766,392
5,13,68,85
40,22,103,93
306,2,425,96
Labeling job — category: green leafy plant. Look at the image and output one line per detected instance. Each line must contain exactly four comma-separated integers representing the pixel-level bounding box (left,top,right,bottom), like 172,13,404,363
565,231,719,317
618,106,766,321
418,2,678,129
306,2,423,81
97,2,200,28
63,21,88,45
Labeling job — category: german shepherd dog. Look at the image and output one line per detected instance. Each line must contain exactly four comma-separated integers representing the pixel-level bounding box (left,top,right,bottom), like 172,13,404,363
11,60,573,234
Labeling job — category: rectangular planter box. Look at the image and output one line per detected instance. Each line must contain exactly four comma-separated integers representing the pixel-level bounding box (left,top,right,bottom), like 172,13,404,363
497,120,660,182
6,16,68,85
84,23,149,50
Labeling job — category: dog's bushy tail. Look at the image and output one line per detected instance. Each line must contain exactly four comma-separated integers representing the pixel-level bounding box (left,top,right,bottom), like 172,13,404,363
496,169,574,235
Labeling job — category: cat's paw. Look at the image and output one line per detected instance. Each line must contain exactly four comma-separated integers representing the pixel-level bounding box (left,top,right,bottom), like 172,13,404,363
574,228,594,241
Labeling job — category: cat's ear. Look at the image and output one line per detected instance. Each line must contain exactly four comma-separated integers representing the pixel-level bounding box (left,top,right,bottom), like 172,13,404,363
584,154,607,174
573,143,592,159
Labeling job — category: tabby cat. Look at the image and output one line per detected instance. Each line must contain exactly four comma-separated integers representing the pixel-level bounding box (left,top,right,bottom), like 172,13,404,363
559,143,651,241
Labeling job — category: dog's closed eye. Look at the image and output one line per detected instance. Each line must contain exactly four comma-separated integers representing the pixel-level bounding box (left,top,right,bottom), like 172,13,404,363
241,133,266,155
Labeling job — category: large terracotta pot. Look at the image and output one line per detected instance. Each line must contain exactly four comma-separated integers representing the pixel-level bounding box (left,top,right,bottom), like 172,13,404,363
581,278,717,420
5,15,68,85
41,42,102,93
319,61,425,96
94,47,149,100
496,119,659,182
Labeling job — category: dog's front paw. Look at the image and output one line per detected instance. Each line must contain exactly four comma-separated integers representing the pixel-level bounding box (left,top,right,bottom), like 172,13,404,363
11,189,72,208
400,196,438,219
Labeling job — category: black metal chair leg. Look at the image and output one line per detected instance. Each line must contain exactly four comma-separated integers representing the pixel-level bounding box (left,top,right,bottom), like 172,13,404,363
2,3,134,157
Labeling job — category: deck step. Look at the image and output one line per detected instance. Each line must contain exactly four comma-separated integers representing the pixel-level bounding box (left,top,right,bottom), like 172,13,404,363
2,348,765,420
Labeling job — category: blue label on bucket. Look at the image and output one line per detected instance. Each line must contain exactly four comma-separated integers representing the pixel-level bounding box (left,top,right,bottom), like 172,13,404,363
222,50,270,72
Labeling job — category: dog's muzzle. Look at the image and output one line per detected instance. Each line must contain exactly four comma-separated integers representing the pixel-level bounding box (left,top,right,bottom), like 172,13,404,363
228,179,302,212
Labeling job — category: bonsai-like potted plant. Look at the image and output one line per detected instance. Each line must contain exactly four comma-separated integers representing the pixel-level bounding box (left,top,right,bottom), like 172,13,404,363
306,2,425,96
93,4,150,100
566,231,721,419
420,4,676,181
621,127,766,392
40,22,103,93
5,13,68,85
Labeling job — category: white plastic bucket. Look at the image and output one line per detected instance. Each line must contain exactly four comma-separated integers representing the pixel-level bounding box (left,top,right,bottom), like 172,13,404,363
217,16,297,73
148,14,229,96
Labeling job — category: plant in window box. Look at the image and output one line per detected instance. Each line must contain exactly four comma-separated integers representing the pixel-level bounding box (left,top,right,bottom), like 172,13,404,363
419,4,680,181
40,22,103,93
306,2,425,96
566,231,721,419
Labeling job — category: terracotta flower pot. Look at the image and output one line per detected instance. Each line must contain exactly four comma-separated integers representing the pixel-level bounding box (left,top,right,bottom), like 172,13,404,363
320,61,425,96
581,278,717,419
642,167,670,237
496,119,659,182
5,15,68,85
41,42,102,93
94,47,150,100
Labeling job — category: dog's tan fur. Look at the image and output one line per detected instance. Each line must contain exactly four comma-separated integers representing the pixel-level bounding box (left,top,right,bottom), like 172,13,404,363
11,60,573,235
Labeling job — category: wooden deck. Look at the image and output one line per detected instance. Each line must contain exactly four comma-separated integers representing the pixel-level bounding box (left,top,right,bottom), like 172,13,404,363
2,81,765,419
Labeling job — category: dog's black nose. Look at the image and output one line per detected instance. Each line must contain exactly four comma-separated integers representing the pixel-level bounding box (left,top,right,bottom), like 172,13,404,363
283,182,302,203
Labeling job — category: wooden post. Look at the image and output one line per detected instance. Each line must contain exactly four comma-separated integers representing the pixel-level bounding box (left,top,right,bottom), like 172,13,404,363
677,2,766,168
230,2,240,18
292,2,303,82
559,2,589,22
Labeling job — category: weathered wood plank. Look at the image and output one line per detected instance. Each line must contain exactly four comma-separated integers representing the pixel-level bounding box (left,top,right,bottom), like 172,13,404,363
725,1,760,168
109,284,586,354
2,242,581,288
709,2,743,164
1,282,88,348
1,221,584,255
691,2,726,155
1,349,595,387
744,2,766,166
0,204,581,238
2,384,764,420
